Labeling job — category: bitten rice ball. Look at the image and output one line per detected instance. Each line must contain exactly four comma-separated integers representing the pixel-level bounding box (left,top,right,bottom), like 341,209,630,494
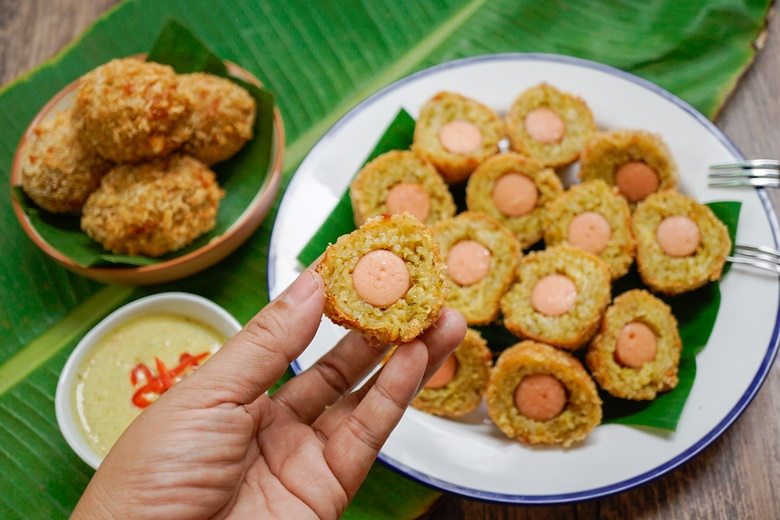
586,289,682,400
412,328,493,417
349,150,456,227
81,154,224,257
412,91,504,184
465,152,564,250
316,213,449,346
485,340,602,447
432,211,521,325
179,72,256,165
578,129,679,205
73,58,193,163
20,109,112,214
500,245,611,351
505,83,597,168
632,190,731,295
543,180,636,279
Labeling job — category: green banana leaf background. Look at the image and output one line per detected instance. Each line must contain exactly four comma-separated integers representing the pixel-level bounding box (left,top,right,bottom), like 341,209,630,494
0,0,771,518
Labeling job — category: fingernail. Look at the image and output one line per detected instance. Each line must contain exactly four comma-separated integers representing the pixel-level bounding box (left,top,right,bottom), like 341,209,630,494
282,269,319,305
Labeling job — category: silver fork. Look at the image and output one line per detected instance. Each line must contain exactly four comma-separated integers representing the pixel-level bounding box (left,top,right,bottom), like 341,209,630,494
729,244,780,274
708,159,780,188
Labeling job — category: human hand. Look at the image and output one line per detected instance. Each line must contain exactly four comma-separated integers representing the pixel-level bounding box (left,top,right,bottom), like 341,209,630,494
71,269,466,520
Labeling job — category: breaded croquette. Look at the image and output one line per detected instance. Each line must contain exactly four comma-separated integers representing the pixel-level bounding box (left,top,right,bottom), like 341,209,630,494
20,109,112,214
74,58,193,163
81,154,224,257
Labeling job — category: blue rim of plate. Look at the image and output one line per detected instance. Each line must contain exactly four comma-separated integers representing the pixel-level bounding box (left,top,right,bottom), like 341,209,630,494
268,52,780,504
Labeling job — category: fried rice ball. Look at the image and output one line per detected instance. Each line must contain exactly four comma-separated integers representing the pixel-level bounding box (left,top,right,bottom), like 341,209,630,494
81,155,224,257
73,58,193,163
316,213,448,346
20,109,112,214
179,73,256,165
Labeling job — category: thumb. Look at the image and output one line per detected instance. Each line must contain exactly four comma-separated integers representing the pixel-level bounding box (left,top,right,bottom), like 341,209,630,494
187,269,325,406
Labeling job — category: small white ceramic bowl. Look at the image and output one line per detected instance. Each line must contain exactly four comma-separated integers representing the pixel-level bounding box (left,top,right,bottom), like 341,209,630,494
55,292,242,469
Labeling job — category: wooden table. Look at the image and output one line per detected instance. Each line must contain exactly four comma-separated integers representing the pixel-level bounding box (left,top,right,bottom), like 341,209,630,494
3,1,779,518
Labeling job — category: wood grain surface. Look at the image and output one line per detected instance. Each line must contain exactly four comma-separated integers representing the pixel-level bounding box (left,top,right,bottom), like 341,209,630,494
2,1,779,518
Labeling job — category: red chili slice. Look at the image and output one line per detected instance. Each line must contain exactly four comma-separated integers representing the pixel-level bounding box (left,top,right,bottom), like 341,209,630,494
129,351,210,409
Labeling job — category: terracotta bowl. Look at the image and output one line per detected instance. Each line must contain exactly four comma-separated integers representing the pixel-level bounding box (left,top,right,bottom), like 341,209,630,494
10,59,284,285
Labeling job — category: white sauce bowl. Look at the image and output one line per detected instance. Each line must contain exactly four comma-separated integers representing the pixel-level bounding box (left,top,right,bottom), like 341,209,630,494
55,292,242,469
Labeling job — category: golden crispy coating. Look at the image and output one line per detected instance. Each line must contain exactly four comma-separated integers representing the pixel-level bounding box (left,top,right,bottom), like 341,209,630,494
316,213,448,346
544,180,636,279
485,340,602,447
632,190,731,295
20,109,112,214
74,58,192,163
578,129,678,204
81,155,224,257
500,245,611,351
412,91,504,184
349,150,456,227
586,289,681,400
412,328,492,417
505,83,597,168
465,152,564,249
179,73,256,165
432,212,521,325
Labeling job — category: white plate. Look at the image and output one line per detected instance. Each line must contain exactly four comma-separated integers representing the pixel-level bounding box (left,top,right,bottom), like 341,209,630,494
268,54,780,504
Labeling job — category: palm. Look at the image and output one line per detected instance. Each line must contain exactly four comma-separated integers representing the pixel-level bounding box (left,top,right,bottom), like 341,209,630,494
72,270,465,520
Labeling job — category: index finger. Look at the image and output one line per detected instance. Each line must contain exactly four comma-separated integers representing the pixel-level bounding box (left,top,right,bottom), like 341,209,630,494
187,269,325,406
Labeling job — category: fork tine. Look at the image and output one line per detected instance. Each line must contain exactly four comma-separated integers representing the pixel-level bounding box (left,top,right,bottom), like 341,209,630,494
709,159,780,170
728,244,780,274
708,178,780,188
708,168,780,179
733,244,780,261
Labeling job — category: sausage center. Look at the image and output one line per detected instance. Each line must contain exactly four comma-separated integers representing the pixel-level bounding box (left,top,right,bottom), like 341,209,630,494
352,249,410,307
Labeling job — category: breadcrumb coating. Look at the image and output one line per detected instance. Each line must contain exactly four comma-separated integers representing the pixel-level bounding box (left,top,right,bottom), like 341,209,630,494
412,328,492,417
81,154,224,257
413,91,504,184
466,152,564,249
350,150,455,227
543,180,636,279
586,289,681,400
316,213,448,346
632,190,730,295
20,109,112,214
179,73,256,165
500,245,611,351
73,58,193,163
505,83,597,168
433,212,521,325
485,340,602,447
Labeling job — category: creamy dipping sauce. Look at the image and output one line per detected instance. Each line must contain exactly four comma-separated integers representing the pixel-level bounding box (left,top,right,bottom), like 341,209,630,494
73,313,226,457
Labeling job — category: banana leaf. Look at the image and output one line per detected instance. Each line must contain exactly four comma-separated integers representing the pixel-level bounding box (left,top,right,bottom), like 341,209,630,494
0,0,770,518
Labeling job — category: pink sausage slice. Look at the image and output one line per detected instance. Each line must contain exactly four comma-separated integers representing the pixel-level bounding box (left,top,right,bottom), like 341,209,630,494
438,120,483,155
614,321,657,368
567,211,612,255
656,216,700,257
386,182,431,222
447,240,491,286
614,162,660,203
352,249,410,307
492,173,538,218
514,373,567,421
425,354,459,389
531,274,577,316
524,107,566,144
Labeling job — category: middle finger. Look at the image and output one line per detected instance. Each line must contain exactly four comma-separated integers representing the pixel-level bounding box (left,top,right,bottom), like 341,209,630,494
271,329,393,424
